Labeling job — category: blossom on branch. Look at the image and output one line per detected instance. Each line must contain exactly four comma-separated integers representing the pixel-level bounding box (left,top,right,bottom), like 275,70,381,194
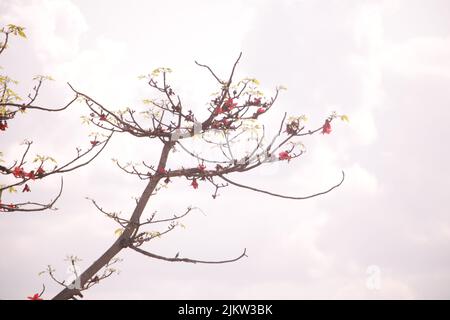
27,293,43,300
36,167,45,176
213,106,223,115
278,151,291,161
12,166,25,178
223,98,237,112
26,171,35,180
157,166,167,174
0,121,7,131
322,120,332,134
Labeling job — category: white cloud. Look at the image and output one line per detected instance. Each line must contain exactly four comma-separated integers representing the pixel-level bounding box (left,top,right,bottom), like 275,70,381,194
346,163,378,195
383,36,450,78
334,277,416,299
1,0,88,63
347,108,378,145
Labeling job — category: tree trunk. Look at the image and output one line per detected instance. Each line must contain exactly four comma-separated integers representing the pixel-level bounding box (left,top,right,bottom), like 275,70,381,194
52,142,174,300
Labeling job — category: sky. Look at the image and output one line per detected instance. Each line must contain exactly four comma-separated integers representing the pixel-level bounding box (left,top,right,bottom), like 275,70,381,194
1,0,450,299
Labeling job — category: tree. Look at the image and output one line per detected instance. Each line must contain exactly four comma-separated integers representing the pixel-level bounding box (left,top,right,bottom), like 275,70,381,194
2,24,347,300
49,53,347,300
0,24,112,213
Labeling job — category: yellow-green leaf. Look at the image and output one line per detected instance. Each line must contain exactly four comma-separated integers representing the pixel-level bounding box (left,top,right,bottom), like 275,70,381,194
340,115,349,122
146,231,161,238
17,28,26,38
81,116,91,125
114,228,124,236
8,186,17,193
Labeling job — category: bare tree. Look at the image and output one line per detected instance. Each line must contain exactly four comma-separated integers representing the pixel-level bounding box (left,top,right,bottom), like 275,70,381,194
0,24,111,213
43,51,347,300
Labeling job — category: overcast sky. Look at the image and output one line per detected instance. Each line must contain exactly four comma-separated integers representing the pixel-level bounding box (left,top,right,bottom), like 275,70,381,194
1,0,450,299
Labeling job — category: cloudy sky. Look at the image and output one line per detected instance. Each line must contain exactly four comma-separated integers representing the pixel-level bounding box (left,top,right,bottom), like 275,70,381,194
1,0,450,299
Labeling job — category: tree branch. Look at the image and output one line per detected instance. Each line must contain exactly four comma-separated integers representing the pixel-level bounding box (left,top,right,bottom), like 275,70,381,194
130,245,247,264
219,170,345,200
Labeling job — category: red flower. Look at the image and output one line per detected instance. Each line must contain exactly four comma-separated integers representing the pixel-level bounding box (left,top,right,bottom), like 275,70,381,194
222,118,231,126
278,151,291,161
211,120,221,129
12,167,25,178
36,167,45,176
223,98,237,111
191,178,199,189
8,203,17,209
25,171,35,180
214,106,223,115
27,293,43,300
198,164,206,172
185,114,194,122
257,107,265,114
0,121,8,131
90,140,99,147
157,166,166,174
99,114,107,121
322,120,332,134
22,184,31,192
253,98,261,105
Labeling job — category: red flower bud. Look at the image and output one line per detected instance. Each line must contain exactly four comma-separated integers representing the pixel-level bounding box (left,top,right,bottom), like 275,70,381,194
36,167,45,176
27,293,43,300
0,121,8,131
12,167,25,178
223,98,237,112
157,166,167,174
322,120,332,134
278,151,291,161
26,171,35,180
191,178,199,189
